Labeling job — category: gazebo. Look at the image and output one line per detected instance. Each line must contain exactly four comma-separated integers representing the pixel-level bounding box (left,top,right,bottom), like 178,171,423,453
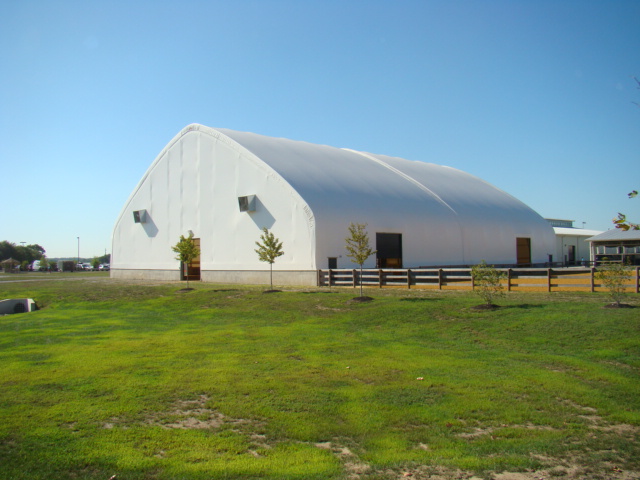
1,258,20,273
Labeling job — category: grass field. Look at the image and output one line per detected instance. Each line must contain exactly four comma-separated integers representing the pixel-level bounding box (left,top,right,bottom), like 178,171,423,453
0,274,638,480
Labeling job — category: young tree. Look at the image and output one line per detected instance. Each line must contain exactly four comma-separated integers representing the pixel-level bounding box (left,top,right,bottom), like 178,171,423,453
345,222,376,298
595,259,632,307
471,260,506,307
255,227,284,291
613,190,638,231
171,232,201,289
91,257,101,270
0,241,17,262
62,260,75,272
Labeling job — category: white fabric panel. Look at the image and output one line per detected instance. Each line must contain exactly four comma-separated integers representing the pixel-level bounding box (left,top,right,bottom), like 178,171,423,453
112,123,556,274
217,129,464,268
112,125,314,271
363,153,556,264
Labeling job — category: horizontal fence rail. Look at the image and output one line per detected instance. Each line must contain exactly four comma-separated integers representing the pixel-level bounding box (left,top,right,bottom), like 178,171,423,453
317,267,640,293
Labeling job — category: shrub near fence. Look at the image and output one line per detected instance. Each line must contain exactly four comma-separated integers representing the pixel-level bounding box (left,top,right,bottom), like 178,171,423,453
318,267,640,293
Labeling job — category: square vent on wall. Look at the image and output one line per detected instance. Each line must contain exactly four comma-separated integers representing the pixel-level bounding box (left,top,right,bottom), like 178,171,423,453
133,209,147,223
238,195,256,212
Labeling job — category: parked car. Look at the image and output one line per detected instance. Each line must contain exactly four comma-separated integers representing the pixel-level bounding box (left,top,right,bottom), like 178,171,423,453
99,264,110,271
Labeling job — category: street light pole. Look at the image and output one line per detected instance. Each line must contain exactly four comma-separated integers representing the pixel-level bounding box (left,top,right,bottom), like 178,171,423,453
77,237,80,270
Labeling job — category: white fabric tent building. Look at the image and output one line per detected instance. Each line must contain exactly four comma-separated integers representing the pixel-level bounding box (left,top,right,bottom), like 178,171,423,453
111,124,555,285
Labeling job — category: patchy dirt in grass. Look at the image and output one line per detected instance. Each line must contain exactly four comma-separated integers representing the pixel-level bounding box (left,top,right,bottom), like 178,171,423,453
313,404,640,480
316,440,372,478
315,304,345,312
103,395,270,454
102,395,639,480
145,395,265,431
456,423,557,440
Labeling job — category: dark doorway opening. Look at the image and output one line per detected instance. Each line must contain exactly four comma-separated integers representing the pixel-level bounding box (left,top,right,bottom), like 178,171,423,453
516,237,531,265
567,245,576,265
182,238,201,281
376,233,402,268
328,257,337,269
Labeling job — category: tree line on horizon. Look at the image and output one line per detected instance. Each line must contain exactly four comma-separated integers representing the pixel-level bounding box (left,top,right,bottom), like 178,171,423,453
0,240,111,271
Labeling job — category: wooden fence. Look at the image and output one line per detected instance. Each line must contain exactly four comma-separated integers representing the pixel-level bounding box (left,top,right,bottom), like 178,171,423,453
317,267,640,293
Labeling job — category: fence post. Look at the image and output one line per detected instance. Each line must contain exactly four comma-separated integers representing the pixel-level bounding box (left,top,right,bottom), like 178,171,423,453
316,266,637,293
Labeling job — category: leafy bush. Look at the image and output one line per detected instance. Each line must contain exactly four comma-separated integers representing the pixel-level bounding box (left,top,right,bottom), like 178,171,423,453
471,260,506,306
595,259,632,306
62,260,75,272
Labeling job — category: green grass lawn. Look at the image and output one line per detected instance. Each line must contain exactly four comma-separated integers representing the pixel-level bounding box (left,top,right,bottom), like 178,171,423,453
0,277,638,480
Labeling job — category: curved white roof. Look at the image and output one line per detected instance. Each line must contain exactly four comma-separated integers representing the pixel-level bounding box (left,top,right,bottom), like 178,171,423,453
554,227,603,238
217,126,555,265
112,124,556,274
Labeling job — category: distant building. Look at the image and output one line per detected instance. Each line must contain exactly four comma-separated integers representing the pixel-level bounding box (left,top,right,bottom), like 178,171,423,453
112,124,556,285
587,230,640,266
546,219,602,266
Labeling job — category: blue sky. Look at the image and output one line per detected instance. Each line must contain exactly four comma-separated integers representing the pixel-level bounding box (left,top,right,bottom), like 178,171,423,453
1,0,639,258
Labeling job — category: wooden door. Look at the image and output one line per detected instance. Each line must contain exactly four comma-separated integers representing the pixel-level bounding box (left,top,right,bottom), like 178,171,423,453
185,238,201,281
516,237,531,265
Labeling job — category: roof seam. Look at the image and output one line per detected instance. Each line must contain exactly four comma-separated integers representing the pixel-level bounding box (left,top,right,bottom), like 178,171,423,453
342,149,458,216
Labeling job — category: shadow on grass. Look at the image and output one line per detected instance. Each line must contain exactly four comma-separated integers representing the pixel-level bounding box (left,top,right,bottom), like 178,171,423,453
506,304,546,309
300,291,341,294
347,296,374,304
470,304,546,311
399,297,439,303
603,303,636,309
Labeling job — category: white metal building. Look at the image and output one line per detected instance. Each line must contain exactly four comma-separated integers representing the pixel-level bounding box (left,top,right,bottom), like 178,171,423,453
111,124,556,285
546,219,602,266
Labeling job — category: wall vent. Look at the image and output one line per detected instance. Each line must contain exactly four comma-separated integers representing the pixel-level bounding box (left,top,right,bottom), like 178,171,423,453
133,210,148,223
238,195,256,212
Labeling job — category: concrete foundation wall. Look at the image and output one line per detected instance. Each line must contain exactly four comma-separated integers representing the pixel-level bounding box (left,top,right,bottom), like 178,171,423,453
111,269,318,286
111,269,181,281
201,270,317,286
